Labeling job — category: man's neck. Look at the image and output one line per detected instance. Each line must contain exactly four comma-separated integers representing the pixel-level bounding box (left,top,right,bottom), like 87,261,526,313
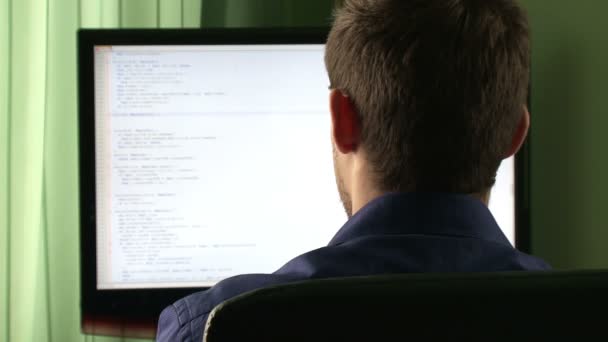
351,184,491,216
349,155,492,215
349,160,387,216
471,191,491,206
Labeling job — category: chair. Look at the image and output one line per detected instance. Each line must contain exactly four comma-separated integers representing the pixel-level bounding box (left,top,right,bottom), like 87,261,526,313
203,270,608,341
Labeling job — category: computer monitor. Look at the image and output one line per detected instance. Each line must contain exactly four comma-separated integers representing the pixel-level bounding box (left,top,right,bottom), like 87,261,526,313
79,28,530,337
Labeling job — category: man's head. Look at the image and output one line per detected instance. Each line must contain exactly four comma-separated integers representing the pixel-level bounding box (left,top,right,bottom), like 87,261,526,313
326,0,531,216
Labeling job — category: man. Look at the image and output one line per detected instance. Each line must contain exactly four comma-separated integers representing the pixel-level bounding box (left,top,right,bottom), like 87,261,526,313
156,0,550,340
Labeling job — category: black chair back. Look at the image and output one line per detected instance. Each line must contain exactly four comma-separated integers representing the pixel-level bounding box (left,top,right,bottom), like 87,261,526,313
203,271,608,341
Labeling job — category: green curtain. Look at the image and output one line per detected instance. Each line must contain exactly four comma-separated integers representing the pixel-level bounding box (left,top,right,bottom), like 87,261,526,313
0,1,202,341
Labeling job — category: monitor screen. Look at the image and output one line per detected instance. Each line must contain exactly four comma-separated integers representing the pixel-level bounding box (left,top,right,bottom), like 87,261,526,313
79,28,526,337
93,43,344,289
92,43,516,291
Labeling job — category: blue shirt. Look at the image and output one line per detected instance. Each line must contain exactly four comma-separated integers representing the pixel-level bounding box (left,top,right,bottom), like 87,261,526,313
156,192,550,341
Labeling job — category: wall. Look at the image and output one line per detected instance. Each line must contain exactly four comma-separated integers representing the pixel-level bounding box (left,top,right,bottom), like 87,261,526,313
522,0,608,269
202,0,333,27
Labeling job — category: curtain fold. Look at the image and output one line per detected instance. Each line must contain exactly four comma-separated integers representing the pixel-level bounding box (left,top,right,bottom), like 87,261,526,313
1,1,201,341
6,1,49,342
1,2,11,342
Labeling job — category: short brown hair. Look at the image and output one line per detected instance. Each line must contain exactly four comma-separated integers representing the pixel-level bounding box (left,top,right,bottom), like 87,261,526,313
325,0,530,193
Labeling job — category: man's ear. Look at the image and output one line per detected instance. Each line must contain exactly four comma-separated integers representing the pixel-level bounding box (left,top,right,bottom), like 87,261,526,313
330,89,361,154
504,105,530,158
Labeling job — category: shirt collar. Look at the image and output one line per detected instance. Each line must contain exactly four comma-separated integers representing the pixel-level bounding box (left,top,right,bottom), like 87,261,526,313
328,192,512,247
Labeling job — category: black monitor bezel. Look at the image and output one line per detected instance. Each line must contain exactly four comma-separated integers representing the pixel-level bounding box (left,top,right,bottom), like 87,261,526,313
78,27,531,337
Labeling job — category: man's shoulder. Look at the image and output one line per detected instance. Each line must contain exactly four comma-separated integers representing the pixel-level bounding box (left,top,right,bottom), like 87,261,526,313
510,248,552,271
156,272,302,341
